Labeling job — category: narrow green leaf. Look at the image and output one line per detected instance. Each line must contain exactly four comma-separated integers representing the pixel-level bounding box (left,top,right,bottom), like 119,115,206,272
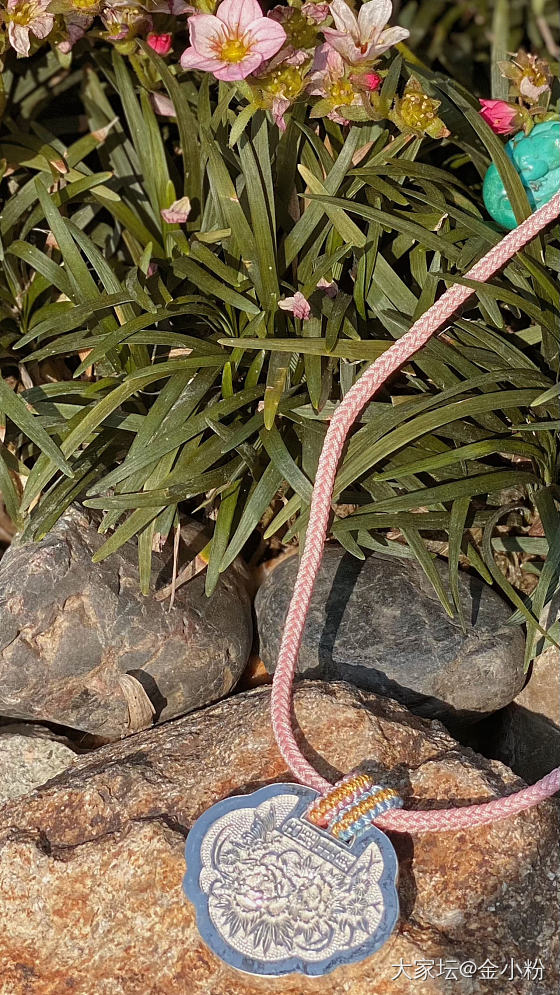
0,377,73,478
448,495,471,628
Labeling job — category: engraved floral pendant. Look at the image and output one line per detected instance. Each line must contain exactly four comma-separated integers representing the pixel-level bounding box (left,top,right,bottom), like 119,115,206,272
183,782,400,977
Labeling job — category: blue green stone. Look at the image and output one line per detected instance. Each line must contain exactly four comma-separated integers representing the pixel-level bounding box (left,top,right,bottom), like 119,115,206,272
482,120,560,230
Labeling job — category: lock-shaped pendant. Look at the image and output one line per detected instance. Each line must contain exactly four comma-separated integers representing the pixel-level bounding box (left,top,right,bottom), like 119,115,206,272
184,782,399,977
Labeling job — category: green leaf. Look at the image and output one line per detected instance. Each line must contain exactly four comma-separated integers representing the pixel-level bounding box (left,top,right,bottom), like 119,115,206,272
0,377,73,479
260,425,313,503
205,479,242,596
220,462,283,571
490,0,510,99
264,350,291,430
400,526,453,616
448,495,471,628
298,166,367,249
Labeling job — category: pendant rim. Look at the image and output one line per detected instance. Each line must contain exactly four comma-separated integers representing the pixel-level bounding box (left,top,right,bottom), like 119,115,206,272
184,781,400,977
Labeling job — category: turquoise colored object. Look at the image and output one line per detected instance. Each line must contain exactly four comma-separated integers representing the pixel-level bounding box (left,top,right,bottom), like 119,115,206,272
482,119,560,230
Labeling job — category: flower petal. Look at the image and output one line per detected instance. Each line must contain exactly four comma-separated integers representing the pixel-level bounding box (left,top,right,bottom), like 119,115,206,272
8,23,31,56
245,17,287,60
213,52,264,79
161,196,191,224
188,14,228,58
519,76,549,100
216,0,264,33
370,24,409,53
31,13,54,40
278,292,311,320
321,29,361,64
329,0,359,39
180,46,228,72
150,92,176,116
272,95,290,131
357,0,392,39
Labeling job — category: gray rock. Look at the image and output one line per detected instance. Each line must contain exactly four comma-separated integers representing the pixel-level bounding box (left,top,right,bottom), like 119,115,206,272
255,547,526,725
0,729,76,805
0,507,252,740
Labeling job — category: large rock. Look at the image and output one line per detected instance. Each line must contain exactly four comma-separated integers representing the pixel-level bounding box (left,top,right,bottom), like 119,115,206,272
0,507,252,739
0,725,76,804
255,548,526,725
0,682,556,995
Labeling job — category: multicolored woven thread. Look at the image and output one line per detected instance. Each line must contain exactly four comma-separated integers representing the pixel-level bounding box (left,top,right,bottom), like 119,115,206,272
329,786,403,841
307,772,403,840
306,772,374,828
270,191,560,835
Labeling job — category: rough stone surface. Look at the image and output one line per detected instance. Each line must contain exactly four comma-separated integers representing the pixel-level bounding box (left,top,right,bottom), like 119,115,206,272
0,727,76,804
0,682,557,995
0,507,252,740
516,643,559,725
255,547,526,725
471,644,560,784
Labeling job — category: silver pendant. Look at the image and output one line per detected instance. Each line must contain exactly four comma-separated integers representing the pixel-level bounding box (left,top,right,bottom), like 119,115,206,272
183,782,399,977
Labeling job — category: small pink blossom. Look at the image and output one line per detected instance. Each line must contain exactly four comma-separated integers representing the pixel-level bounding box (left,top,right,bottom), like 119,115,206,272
150,91,176,116
147,32,173,55
180,0,287,82
301,3,330,23
479,99,521,135
161,196,191,224
308,42,357,122
323,0,409,66
272,96,291,132
317,277,338,297
308,42,345,96
6,0,54,57
278,291,311,320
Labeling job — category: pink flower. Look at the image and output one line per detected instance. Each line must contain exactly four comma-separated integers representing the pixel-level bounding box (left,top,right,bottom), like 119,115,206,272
147,32,173,55
322,0,409,66
479,99,521,135
308,42,358,122
272,96,291,132
6,0,54,57
278,291,311,320
161,196,191,223
301,3,330,23
308,42,346,96
180,0,287,82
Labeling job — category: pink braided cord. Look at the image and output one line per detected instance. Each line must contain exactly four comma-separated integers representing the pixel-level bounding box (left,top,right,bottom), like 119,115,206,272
271,192,560,833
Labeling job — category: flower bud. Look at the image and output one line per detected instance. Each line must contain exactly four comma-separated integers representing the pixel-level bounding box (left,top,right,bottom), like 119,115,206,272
479,99,521,135
147,32,173,56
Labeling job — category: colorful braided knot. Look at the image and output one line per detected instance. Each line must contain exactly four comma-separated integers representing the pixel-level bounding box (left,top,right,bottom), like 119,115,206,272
306,771,374,828
330,787,403,842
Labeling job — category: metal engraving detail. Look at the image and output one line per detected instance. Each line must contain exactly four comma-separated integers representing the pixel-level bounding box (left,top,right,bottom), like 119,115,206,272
183,783,399,977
